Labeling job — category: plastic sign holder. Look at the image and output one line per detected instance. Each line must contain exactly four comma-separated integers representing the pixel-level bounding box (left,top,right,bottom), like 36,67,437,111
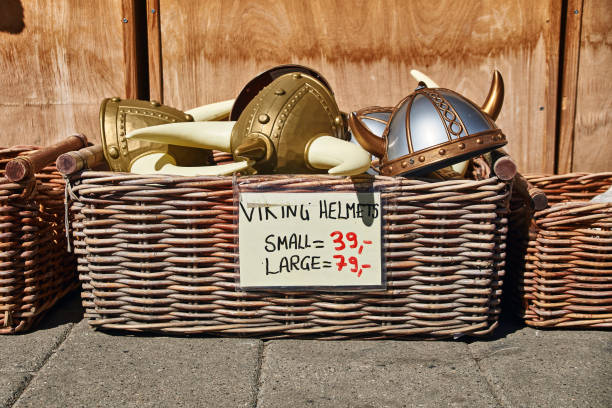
237,190,385,291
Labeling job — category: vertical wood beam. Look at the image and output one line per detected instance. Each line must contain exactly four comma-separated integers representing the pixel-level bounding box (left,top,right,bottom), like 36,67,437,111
147,0,163,103
543,1,564,175
556,0,584,173
121,0,139,99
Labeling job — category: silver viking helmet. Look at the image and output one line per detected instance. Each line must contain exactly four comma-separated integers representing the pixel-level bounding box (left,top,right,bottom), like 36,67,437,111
350,71,506,177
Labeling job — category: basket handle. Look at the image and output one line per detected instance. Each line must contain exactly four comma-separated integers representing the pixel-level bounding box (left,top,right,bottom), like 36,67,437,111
5,134,88,182
56,144,105,176
514,173,548,211
490,149,517,181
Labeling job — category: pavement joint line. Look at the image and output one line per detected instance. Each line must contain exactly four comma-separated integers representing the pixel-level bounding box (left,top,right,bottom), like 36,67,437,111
2,373,32,408
465,342,510,408
250,340,267,408
8,322,77,408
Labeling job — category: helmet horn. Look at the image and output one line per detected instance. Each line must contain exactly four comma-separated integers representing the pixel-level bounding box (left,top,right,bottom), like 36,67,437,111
481,70,504,121
126,121,234,151
305,135,372,175
348,112,386,158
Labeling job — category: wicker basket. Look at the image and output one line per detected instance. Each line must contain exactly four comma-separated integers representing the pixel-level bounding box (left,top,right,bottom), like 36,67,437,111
506,172,612,328
0,137,87,333
66,170,510,339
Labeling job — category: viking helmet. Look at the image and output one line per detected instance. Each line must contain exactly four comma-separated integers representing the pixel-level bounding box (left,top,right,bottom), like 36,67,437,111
100,97,214,172
349,71,506,177
126,65,371,176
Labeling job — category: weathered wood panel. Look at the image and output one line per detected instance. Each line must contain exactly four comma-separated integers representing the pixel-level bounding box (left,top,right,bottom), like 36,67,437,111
0,0,128,147
571,0,611,172
147,0,163,102
557,0,584,173
158,0,562,173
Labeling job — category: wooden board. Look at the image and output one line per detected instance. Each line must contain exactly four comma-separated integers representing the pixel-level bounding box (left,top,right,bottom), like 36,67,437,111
157,0,562,173
571,0,611,172
0,0,129,147
557,0,584,174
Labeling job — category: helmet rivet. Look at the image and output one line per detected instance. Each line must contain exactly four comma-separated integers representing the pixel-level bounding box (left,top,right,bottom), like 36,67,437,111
258,114,270,124
111,97,121,102
150,100,161,107
292,73,302,79
108,146,120,159
334,116,342,126
275,89,286,95
409,158,415,165
476,138,483,144
418,155,426,162
438,148,446,155
458,143,466,150
401,161,407,167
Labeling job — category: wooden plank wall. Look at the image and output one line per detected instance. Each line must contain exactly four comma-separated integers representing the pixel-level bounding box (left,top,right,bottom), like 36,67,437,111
558,0,611,172
157,0,562,174
0,0,608,173
0,0,133,147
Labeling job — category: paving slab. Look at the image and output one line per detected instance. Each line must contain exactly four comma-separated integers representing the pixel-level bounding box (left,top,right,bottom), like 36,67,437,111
12,321,262,408
0,373,30,408
0,292,82,408
0,292,82,373
257,339,497,408
468,325,612,407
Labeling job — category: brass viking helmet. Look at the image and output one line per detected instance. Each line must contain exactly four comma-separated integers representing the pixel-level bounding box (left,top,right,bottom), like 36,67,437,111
349,71,506,177
100,97,242,175
126,65,371,176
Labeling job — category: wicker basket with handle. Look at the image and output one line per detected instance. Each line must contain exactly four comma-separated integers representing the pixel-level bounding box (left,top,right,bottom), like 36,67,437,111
0,135,88,333
62,143,511,339
506,172,612,328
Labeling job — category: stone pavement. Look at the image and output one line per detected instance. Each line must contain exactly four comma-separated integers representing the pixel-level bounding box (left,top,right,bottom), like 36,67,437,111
1,293,610,408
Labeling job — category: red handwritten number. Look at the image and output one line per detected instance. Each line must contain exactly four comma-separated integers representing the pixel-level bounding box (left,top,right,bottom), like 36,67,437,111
346,232,358,248
348,256,359,272
330,232,371,278
333,254,347,271
330,231,345,250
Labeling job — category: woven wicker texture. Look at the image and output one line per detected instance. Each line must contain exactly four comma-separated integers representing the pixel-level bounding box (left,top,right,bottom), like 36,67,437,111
507,173,612,328
69,172,509,339
0,146,78,334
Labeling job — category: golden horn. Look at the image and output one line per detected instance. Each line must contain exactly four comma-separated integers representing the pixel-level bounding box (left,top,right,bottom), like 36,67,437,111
348,111,386,158
481,70,504,121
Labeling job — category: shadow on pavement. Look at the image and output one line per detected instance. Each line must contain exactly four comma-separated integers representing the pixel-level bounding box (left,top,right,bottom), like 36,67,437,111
35,291,84,331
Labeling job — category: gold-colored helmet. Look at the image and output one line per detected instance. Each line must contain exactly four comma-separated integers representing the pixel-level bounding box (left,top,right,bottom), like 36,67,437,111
124,65,371,176
230,67,349,174
100,98,213,172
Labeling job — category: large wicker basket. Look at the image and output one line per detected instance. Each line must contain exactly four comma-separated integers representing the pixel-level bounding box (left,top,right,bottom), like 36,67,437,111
506,173,612,328
0,137,87,333
66,170,510,339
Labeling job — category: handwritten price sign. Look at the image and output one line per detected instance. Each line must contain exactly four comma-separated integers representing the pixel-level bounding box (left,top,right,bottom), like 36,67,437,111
238,192,383,290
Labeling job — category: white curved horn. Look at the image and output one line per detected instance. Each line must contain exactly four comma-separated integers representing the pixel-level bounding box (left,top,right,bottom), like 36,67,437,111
126,121,235,152
306,135,372,176
129,152,252,176
410,69,440,88
185,99,235,121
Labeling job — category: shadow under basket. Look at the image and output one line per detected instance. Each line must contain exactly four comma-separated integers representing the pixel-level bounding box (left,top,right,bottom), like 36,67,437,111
506,172,612,329
67,171,510,339
0,146,78,334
